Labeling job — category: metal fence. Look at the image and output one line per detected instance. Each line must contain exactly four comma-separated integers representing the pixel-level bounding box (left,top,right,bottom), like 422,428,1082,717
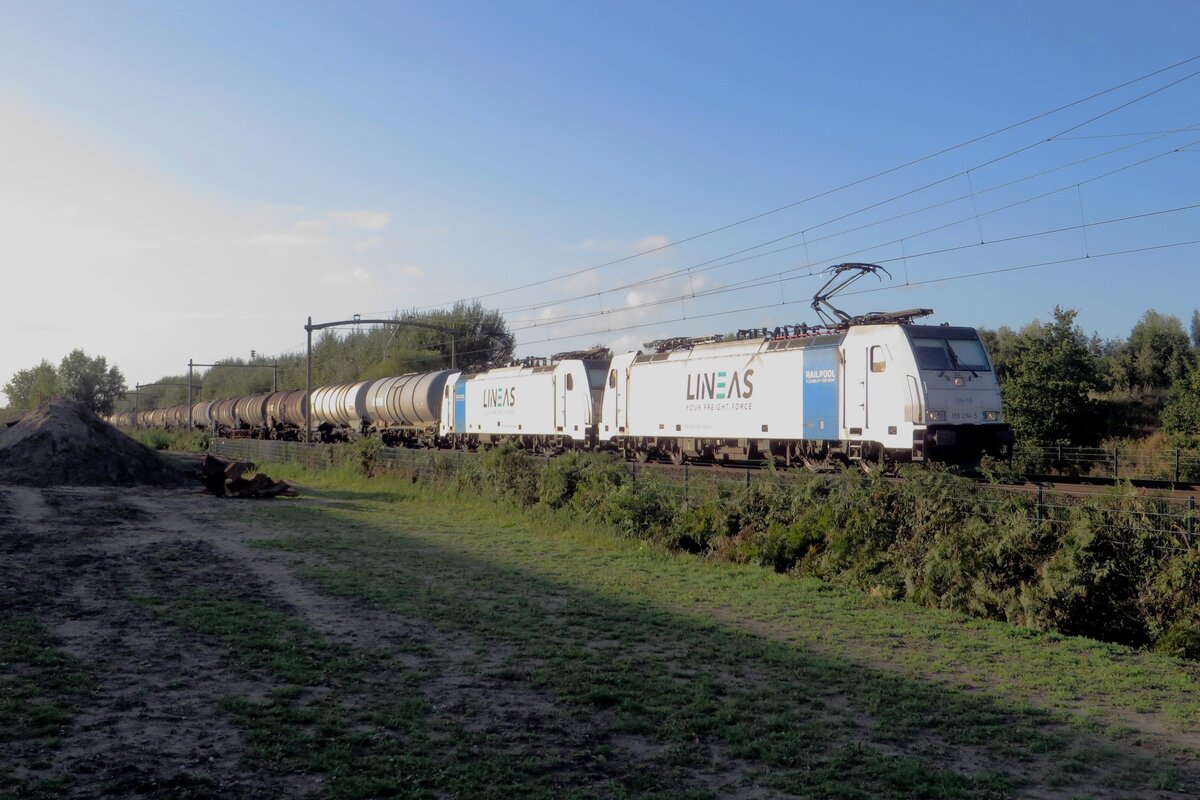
1015,443,1200,482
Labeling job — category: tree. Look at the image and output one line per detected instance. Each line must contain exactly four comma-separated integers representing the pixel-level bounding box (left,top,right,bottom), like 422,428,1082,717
1163,361,1200,441
1001,307,1102,446
1109,310,1192,391
2,360,61,409
58,350,126,415
977,325,1020,381
1191,309,1200,350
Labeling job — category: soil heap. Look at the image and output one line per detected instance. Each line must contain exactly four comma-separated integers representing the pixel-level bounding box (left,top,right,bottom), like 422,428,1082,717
0,399,188,487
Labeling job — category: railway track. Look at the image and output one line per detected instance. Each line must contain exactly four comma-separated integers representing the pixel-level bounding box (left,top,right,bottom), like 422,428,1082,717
211,436,1200,503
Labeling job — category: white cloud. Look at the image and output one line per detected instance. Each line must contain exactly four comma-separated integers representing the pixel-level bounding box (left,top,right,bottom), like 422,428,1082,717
329,209,390,230
352,237,383,252
294,218,330,235
0,94,403,402
320,266,374,287
565,233,670,254
247,232,329,247
398,264,425,279
631,234,670,252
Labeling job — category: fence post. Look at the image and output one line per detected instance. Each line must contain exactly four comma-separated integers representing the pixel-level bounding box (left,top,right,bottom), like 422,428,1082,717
632,461,637,489
745,468,751,489
1176,448,1181,483
1113,447,1119,480
1189,496,1195,538
1036,485,1044,524
684,464,689,507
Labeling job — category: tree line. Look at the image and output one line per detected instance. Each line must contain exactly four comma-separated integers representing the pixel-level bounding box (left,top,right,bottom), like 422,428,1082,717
2,350,126,416
979,307,1200,450
16,302,513,415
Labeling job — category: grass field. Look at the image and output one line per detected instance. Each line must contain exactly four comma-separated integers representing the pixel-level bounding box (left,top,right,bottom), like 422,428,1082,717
239,463,1200,797
3,465,1199,798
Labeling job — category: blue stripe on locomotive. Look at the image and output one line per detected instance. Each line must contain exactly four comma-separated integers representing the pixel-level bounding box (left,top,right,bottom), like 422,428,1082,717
802,346,839,440
453,379,467,431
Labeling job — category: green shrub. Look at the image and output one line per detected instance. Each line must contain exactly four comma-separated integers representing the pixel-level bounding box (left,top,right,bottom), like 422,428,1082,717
1155,615,1200,660
344,436,384,477
674,490,736,554
568,456,630,515
537,452,582,508
599,479,677,542
477,444,539,506
758,504,834,573
439,446,1200,659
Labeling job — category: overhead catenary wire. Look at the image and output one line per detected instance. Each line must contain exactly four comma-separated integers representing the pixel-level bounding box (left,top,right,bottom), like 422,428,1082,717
505,138,1200,330
508,198,1200,332
402,54,1200,312
496,122,1200,317
511,237,1200,347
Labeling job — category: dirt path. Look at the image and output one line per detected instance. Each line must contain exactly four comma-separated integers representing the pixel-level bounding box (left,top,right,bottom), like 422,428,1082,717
2,485,772,798
2,482,1197,799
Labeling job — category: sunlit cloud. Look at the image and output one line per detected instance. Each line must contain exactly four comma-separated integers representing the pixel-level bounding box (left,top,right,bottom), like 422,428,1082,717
247,232,329,247
320,266,374,286
564,233,670,254
398,264,425,279
329,209,390,230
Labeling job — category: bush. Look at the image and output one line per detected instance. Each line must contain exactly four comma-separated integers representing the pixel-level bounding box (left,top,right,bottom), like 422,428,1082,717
674,490,737,554
476,444,539,506
438,446,1200,659
597,479,681,542
343,436,384,477
567,455,630,515
537,450,592,506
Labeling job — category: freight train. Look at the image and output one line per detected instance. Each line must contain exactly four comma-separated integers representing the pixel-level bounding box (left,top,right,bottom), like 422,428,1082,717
113,318,1014,471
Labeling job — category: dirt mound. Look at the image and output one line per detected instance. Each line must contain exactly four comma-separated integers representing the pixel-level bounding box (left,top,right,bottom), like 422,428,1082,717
0,399,189,487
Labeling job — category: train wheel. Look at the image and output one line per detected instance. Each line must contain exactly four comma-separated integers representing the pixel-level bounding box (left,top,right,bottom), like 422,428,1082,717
633,448,650,463
858,451,893,476
802,454,832,472
669,449,686,466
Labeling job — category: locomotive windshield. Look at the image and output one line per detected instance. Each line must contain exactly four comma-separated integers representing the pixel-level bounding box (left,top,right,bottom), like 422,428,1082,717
911,337,991,372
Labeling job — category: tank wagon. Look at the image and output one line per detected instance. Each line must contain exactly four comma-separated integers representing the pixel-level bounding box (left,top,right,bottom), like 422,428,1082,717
365,370,454,446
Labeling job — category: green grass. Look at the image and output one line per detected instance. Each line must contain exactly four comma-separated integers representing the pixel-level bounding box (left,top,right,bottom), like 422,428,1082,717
0,613,94,798
223,461,1200,797
130,566,716,798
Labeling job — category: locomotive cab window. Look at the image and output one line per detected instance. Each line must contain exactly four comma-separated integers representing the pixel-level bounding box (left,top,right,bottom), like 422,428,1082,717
608,369,616,388
870,346,886,373
565,374,574,391
912,338,992,372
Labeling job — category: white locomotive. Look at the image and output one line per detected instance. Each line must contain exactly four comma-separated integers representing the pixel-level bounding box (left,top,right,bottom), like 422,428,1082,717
431,264,1013,469
435,319,1011,469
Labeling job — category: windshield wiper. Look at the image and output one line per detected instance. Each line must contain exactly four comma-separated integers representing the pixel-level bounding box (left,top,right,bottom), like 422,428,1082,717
947,347,979,378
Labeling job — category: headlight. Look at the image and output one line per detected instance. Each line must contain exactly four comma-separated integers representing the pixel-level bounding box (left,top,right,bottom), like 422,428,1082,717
927,410,946,422
983,410,999,421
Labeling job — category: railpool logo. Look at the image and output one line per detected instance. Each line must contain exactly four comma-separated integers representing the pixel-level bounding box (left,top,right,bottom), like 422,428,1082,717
482,386,517,407
804,368,836,384
686,369,754,400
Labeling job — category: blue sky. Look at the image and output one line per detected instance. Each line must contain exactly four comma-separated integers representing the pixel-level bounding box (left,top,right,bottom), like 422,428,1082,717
1,1,1198,395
